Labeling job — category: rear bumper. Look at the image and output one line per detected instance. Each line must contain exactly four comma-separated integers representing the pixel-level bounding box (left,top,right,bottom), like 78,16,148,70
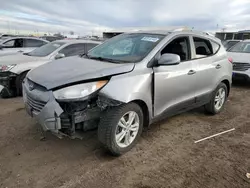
0,72,17,97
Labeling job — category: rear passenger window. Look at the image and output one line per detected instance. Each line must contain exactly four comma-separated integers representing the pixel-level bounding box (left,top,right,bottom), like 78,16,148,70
193,37,213,59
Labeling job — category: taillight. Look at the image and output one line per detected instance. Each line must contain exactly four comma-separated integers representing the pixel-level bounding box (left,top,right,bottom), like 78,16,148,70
228,57,233,63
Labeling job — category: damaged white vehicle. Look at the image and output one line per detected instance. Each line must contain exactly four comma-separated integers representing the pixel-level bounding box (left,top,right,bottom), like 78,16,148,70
0,40,101,97
23,30,232,155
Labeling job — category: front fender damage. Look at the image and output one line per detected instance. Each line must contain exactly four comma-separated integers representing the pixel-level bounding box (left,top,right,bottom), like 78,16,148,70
97,95,124,110
45,95,124,139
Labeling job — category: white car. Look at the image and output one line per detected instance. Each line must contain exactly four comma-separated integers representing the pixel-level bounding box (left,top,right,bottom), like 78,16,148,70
0,37,49,56
0,39,101,97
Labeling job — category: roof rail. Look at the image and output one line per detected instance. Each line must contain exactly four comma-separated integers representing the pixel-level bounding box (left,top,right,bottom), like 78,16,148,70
186,29,215,36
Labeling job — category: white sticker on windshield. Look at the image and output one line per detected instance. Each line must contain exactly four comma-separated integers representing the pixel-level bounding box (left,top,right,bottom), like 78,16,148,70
141,37,159,42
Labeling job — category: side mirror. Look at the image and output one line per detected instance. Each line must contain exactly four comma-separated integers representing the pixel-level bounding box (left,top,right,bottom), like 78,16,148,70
158,53,181,66
55,53,65,59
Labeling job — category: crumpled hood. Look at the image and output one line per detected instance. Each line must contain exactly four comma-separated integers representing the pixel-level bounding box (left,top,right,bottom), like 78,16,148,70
227,52,250,63
0,53,45,65
28,56,135,90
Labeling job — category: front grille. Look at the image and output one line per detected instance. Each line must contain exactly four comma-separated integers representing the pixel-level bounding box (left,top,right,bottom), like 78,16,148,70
26,94,47,114
233,62,250,71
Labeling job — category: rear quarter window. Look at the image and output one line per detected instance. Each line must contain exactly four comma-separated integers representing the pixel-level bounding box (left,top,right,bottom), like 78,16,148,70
211,41,220,54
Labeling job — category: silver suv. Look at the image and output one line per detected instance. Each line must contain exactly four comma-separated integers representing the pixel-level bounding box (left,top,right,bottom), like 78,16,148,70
23,30,232,155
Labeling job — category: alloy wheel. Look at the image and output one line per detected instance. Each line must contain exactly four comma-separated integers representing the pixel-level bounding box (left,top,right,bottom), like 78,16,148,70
214,88,226,111
115,111,140,148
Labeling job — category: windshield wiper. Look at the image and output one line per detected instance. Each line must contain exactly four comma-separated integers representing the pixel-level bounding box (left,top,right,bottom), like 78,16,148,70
23,52,31,56
79,53,87,57
87,56,122,63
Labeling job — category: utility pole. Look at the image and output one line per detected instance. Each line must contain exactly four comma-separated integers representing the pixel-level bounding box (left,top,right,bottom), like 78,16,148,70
8,21,11,34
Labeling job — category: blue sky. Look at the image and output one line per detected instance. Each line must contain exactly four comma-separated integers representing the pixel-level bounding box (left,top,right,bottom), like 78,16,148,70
1,0,250,35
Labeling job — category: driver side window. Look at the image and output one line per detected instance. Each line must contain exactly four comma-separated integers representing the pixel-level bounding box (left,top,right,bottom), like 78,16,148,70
4,39,24,48
3,39,15,47
59,44,85,57
160,36,191,61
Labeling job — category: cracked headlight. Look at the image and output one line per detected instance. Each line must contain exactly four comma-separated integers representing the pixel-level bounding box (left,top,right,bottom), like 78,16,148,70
53,80,108,101
0,64,16,72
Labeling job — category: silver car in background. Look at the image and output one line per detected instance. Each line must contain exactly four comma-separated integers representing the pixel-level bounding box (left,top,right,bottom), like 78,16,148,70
0,40,101,97
222,40,241,51
23,30,232,155
227,40,250,81
0,37,49,56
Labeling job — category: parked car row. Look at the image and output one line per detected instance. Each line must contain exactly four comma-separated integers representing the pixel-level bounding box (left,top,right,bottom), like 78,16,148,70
20,30,232,155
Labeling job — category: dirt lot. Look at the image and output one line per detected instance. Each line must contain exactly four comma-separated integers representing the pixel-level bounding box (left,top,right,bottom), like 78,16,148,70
0,81,250,188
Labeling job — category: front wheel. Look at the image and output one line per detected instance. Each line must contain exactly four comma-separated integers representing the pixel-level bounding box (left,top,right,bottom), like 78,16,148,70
205,82,228,114
98,102,144,156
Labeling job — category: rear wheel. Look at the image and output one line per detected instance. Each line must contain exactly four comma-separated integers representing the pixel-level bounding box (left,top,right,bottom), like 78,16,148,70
205,82,227,114
16,71,28,96
98,102,143,156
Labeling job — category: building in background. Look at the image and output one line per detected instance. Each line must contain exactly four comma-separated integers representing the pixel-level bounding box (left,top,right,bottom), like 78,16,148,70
216,30,250,41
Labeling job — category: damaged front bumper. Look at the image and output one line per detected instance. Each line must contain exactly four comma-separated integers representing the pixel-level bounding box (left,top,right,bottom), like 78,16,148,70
0,71,17,97
22,79,121,138
23,79,62,133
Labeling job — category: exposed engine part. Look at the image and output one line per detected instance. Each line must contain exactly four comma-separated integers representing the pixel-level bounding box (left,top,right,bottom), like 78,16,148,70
59,101,88,114
74,107,101,123
58,95,123,137
97,95,123,110
59,98,101,133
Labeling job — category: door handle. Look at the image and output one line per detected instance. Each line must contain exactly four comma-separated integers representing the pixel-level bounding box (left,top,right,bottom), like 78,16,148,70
215,64,221,69
188,70,196,75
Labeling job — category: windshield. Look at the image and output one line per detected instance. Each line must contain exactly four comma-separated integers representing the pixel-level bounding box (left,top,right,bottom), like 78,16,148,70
228,41,250,53
26,42,65,57
87,33,165,63
223,41,240,50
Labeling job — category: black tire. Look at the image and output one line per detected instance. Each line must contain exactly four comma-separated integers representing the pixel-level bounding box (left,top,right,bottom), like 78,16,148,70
205,82,228,115
98,102,144,156
16,71,28,96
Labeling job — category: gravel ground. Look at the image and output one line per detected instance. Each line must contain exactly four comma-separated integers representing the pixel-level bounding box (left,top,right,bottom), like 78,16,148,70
0,81,250,188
